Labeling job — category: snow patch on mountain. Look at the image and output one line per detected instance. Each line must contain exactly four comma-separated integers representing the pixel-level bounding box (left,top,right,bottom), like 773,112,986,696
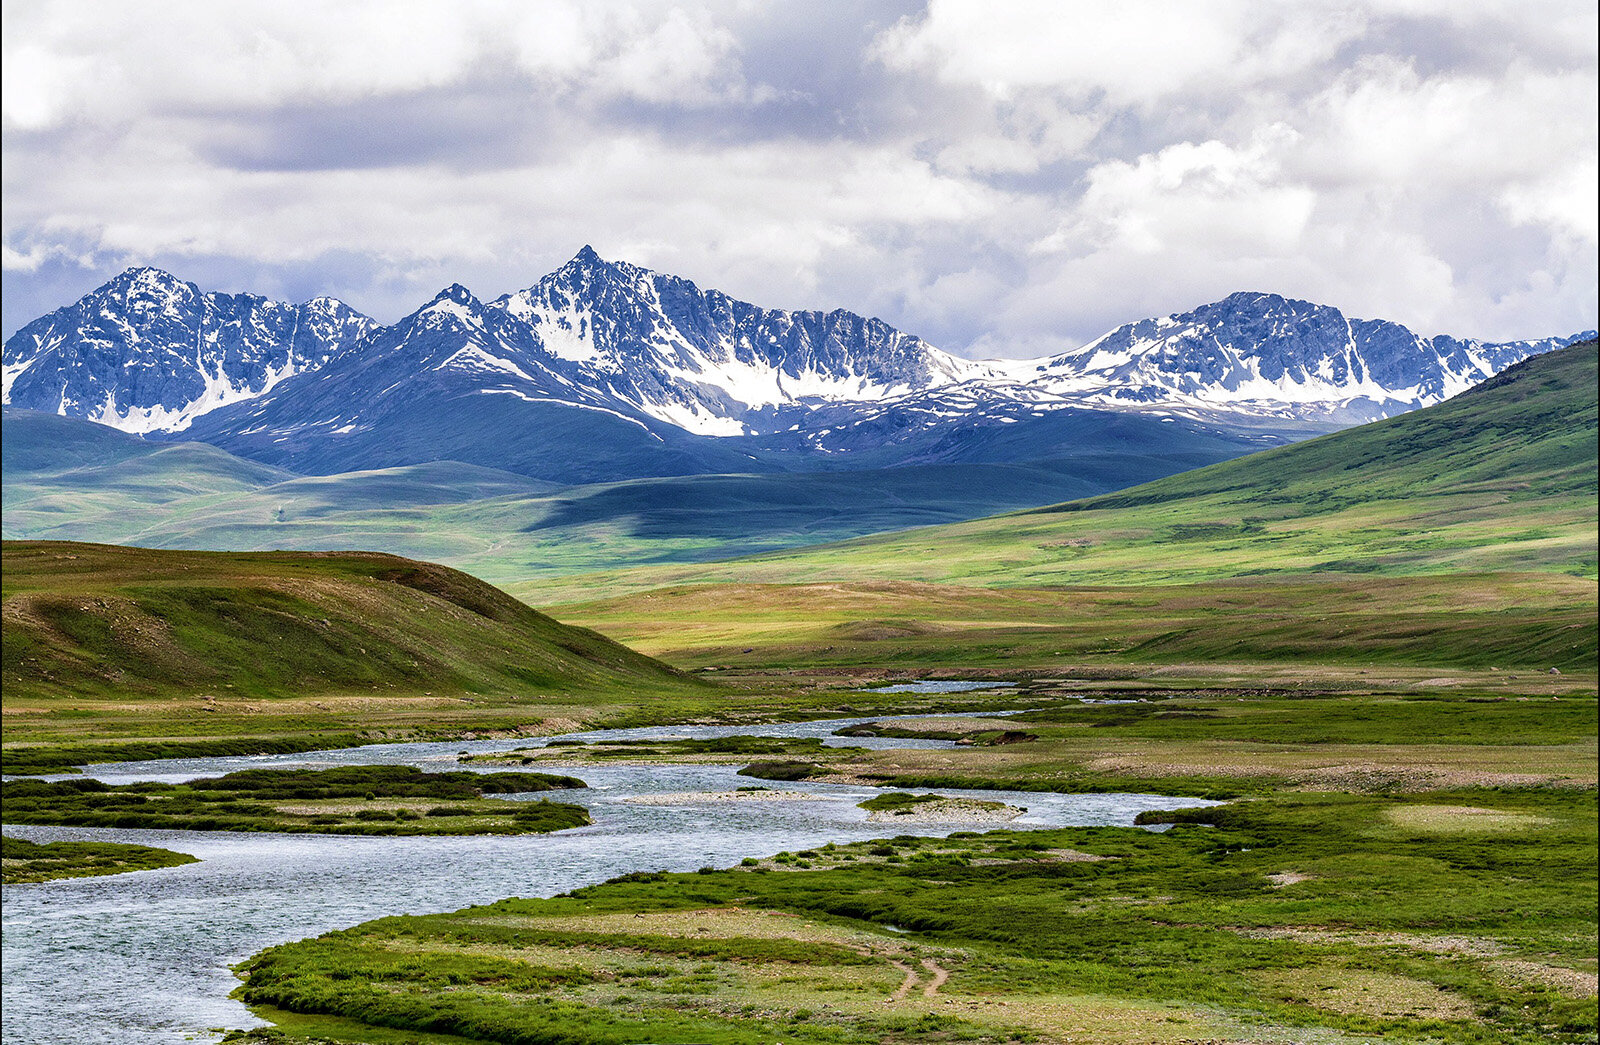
5,253,1589,455
2,267,376,433
490,247,1001,436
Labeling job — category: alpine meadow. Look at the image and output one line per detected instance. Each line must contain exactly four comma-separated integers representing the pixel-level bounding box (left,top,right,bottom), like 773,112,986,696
2,5,1595,1045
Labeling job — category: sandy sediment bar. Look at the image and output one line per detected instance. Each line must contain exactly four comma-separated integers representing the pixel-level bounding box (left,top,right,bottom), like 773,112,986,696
621,790,836,805
866,798,1025,824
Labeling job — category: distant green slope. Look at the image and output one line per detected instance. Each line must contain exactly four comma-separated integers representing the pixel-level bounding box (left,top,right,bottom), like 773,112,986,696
2,409,295,488
2,408,1251,585
519,340,1598,603
1053,336,1597,517
0,541,696,703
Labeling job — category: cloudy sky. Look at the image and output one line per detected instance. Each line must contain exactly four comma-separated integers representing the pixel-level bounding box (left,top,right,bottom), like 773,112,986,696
3,0,1595,357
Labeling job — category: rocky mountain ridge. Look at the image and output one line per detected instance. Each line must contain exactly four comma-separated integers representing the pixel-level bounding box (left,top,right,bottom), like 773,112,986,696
5,250,1589,481
3,267,376,433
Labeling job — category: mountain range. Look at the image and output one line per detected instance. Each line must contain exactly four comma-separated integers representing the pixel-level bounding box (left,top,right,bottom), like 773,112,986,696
7,248,1587,486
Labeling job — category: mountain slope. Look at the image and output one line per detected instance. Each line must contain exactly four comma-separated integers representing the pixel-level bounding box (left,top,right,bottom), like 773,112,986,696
1050,334,1600,516
535,341,1596,673
0,542,696,703
1016,291,1581,424
180,284,768,482
3,408,296,492
2,268,375,432
2,407,1249,581
7,253,1587,485
495,245,992,437
522,338,1598,602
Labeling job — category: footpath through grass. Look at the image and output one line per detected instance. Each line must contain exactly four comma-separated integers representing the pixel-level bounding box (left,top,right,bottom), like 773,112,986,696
221,685,1598,1045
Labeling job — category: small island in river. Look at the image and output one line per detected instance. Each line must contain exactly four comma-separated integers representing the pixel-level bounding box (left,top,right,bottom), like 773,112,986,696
1,765,591,836
2,835,199,884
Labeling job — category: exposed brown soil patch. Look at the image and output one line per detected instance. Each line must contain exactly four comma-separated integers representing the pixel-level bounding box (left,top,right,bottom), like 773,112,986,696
1386,804,1557,833
1491,959,1599,998
1254,967,1476,1020
1228,927,1508,957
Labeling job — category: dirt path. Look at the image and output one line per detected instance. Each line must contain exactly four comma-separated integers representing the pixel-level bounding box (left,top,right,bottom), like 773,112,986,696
886,958,919,1001
920,957,949,997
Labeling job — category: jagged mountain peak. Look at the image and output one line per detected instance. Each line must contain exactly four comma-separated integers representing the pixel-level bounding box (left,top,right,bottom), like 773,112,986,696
5,256,1585,455
485,249,988,436
1212,289,1305,310
93,265,200,306
537,245,648,291
436,282,478,303
420,283,487,313
378,284,510,353
1023,290,1580,421
107,264,189,286
3,269,376,433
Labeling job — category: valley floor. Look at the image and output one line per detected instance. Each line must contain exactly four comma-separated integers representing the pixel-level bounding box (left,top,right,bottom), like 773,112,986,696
3,550,1595,1043
145,669,1591,1045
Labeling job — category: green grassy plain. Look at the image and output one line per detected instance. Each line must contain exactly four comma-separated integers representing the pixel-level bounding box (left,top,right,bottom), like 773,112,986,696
2,407,1254,586
231,784,1597,1045
209,344,1596,1045
551,573,1596,676
519,340,1597,605
3,347,1595,1044
521,342,1596,684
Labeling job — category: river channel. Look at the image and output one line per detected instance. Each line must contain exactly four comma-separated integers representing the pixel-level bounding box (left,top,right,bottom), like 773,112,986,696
2,708,1211,1045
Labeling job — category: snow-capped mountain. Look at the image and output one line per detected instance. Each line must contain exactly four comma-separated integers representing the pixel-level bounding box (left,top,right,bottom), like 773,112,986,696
1008,292,1578,424
494,245,994,437
2,267,375,433
5,250,1589,482
181,282,765,482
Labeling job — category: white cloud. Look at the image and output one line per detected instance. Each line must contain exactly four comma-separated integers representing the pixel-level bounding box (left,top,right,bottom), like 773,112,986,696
1042,130,1316,257
1501,158,1600,245
1,240,95,273
3,1,1595,353
1297,58,1595,187
0,43,91,129
0,0,759,131
873,0,1366,107
2,0,490,127
602,7,741,104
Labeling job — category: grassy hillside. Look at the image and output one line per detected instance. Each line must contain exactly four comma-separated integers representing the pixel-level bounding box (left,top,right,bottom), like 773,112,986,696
520,340,1597,603
2,409,1254,583
531,342,1598,674
0,541,704,752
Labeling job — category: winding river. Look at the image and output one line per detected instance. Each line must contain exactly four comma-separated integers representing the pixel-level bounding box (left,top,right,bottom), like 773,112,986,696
2,709,1209,1045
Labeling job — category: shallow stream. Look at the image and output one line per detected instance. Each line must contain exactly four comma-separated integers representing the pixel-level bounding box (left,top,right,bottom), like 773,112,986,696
2,711,1208,1044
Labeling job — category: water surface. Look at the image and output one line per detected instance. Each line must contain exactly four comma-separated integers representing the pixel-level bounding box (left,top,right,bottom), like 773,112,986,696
2,715,1210,1045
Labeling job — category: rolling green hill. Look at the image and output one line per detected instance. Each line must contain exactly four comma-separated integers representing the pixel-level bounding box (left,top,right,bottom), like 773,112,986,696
534,341,1598,673
1,541,704,751
524,339,1598,601
2,408,1250,584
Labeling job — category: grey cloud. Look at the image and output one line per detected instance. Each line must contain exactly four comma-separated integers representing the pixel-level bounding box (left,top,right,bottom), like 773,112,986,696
4,1,1595,356
193,85,569,173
